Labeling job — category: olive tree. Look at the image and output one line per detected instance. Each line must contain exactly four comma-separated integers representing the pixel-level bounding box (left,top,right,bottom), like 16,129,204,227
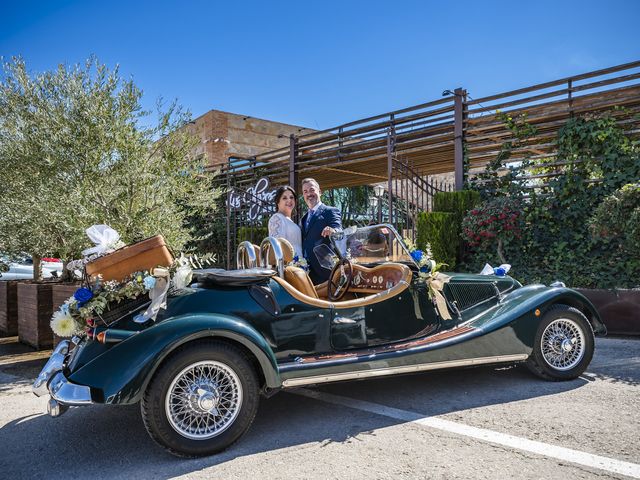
0,57,217,279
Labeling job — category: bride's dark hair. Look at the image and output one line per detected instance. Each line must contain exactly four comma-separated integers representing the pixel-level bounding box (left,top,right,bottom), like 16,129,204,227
274,185,297,209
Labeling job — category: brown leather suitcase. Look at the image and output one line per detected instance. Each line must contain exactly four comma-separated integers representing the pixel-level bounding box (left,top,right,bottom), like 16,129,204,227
85,235,173,281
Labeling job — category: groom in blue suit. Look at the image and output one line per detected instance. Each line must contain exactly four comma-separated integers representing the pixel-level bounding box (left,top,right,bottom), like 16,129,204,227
300,178,342,284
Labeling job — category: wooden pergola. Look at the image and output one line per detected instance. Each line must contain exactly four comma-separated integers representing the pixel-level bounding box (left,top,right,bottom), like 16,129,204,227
217,60,640,196
215,60,640,267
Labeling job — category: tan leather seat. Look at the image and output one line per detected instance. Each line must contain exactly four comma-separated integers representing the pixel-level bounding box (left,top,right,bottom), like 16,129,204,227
284,265,319,299
273,263,412,309
278,238,295,264
264,237,295,265
264,237,319,298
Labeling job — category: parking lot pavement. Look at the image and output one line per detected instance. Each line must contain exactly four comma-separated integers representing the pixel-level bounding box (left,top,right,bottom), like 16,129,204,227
0,337,638,480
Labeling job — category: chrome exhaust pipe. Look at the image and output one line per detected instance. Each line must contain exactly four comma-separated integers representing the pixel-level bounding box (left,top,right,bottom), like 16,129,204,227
47,398,69,418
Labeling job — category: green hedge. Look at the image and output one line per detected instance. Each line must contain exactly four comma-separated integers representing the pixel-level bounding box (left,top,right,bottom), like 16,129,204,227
415,191,480,269
433,190,481,224
416,212,458,269
237,226,268,245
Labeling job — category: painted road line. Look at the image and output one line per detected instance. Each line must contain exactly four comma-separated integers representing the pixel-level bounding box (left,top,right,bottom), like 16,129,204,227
292,388,640,479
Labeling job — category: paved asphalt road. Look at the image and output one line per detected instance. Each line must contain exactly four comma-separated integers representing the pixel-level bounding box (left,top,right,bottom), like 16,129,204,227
0,336,638,480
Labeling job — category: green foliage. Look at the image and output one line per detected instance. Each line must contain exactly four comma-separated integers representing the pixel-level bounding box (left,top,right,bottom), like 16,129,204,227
589,183,640,260
0,57,218,279
464,110,640,288
185,193,227,267
237,226,268,245
433,190,481,227
429,190,481,266
416,212,458,270
184,252,217,270
469,112,538,199
321,186,373,225
461,197,524,264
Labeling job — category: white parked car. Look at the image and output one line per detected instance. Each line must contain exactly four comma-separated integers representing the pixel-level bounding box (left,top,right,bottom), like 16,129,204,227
0,256,63,280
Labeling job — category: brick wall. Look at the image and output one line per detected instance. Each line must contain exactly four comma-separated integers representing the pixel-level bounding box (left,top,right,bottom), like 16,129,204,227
191,110,313,167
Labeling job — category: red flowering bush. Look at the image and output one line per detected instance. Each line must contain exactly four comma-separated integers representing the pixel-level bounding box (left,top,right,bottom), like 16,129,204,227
461,197,524,263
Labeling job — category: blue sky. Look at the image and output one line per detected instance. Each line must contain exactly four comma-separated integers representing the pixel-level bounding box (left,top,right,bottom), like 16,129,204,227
2,0,639,129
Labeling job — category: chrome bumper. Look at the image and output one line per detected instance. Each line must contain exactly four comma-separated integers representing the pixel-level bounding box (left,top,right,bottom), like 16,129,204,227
32,340,93,414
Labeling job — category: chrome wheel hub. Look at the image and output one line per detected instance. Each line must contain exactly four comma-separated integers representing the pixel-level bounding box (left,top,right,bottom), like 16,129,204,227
541,318,585,371
561,338,574,353
188,383,220,413
166,361,242,440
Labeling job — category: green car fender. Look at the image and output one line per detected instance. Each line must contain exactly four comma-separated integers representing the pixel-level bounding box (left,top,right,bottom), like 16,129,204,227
470,284,606,337
68,313,280,405
541,286,606,334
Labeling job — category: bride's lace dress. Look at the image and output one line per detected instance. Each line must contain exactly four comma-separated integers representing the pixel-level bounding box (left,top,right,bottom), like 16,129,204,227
268,212,303,258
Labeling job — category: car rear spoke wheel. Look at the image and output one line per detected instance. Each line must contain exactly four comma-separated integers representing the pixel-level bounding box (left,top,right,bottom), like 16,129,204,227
141,341,259,457
166,361,243,440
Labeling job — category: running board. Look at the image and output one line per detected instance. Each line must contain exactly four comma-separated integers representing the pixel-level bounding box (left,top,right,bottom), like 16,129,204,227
281,354,529,387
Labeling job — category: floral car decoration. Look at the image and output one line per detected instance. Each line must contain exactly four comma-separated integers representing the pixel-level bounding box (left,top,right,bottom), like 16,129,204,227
50,226,212,338
51,270,164,337
288,255,309,271
403,238,451,320
34,224,606,459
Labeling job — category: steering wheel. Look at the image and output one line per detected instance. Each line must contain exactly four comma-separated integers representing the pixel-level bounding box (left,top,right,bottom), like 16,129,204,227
328,258,354,301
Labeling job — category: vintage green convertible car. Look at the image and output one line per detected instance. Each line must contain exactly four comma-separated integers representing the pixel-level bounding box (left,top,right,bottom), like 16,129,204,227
33,225,606,457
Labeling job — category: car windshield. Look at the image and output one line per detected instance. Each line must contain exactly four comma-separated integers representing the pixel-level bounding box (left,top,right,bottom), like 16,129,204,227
314,224,416,269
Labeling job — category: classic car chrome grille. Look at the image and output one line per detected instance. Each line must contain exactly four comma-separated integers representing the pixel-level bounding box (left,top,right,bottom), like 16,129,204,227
445,282,501,312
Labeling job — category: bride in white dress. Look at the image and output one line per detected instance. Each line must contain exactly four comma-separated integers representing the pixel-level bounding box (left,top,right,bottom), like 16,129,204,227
268,186,303,257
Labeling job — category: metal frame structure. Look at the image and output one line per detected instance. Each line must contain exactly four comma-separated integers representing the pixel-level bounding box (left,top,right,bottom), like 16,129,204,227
215,60,640,268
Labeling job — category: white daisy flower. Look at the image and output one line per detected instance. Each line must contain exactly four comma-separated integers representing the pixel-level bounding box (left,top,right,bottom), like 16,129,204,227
51,310,81,338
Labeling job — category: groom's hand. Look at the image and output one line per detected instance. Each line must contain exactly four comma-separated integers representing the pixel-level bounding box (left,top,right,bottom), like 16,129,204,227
321,227,336,238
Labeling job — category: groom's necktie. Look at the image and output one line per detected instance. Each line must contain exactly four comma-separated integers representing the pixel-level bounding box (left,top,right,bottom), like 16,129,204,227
305,210,313,231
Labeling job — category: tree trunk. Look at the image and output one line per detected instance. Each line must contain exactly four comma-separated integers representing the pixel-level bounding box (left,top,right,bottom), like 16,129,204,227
60,259,74,282
496,239,507,265
32,254,42,281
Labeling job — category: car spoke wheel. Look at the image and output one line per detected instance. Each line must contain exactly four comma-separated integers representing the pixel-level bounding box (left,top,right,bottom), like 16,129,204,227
166,361,243,440
142,341,259,457
526,304,594,381
540,319,585,371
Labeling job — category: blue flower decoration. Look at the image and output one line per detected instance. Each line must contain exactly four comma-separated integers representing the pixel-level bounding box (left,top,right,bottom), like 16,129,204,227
143,276,156,290
73,287,93,307
410,250,424,263
293,255,299,262
419,265,431,274
494,267,506,277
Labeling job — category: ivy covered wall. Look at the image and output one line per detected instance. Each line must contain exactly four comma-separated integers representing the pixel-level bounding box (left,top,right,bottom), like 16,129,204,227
462,111,640,289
